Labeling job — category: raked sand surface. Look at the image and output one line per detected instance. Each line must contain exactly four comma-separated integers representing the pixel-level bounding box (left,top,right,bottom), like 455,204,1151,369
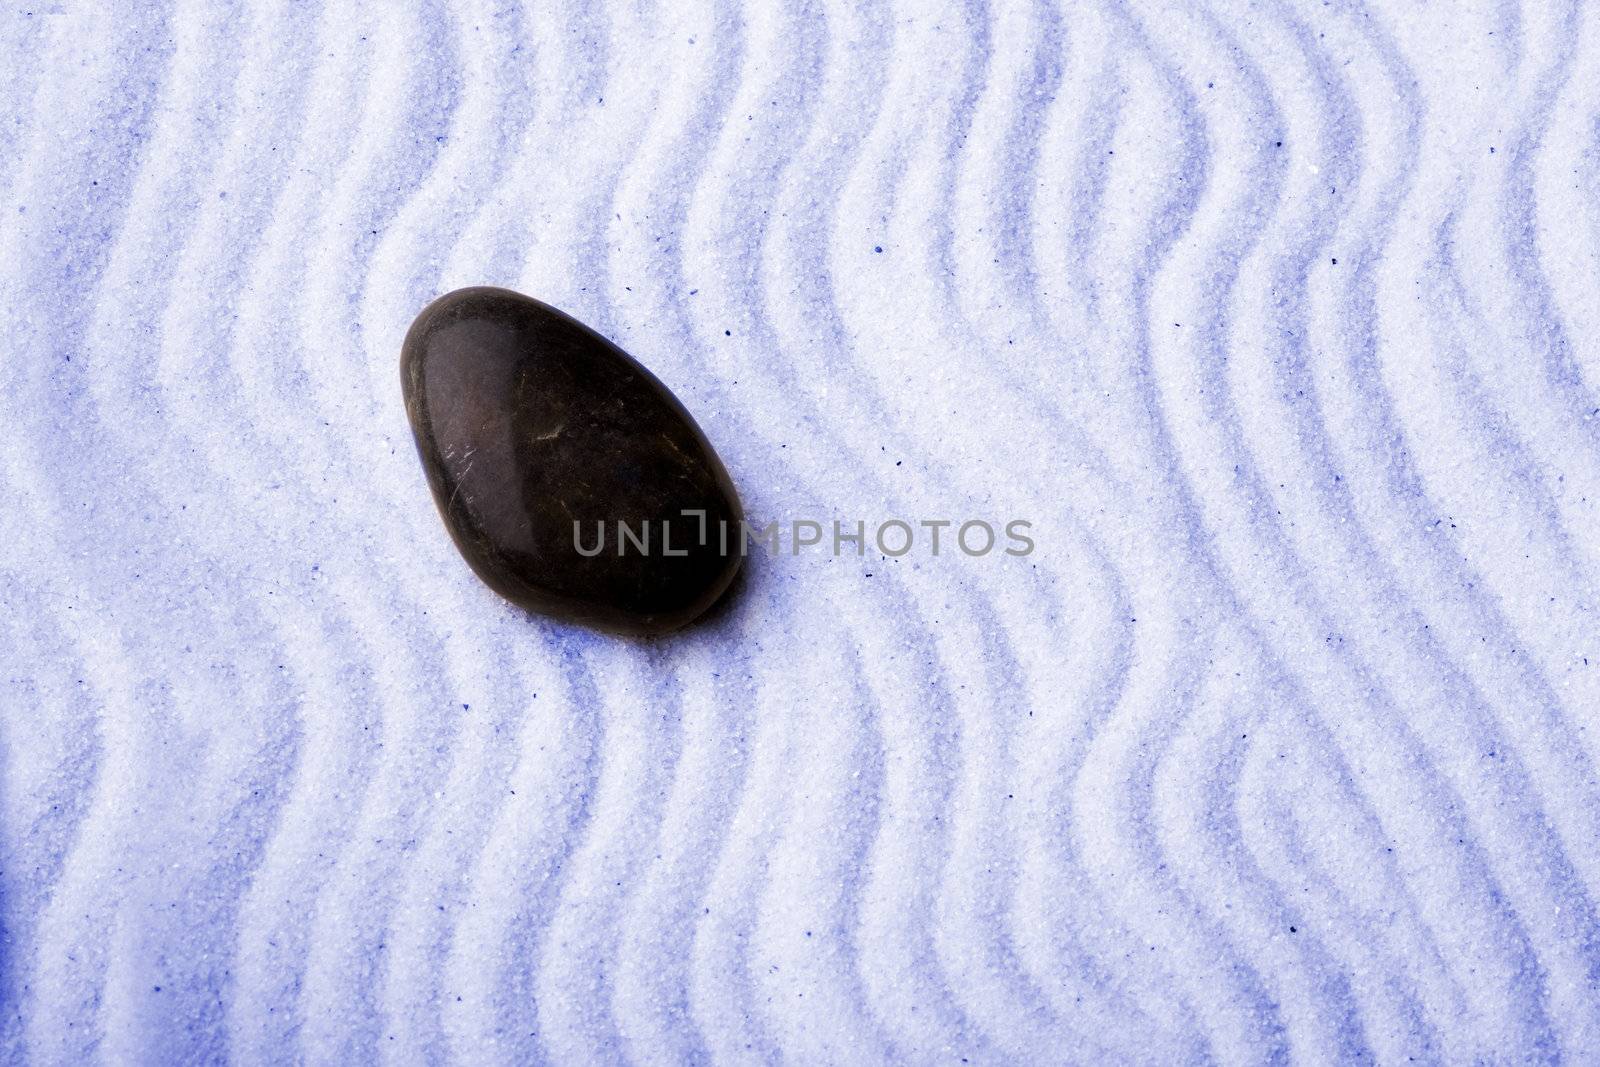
4,1,1600,1063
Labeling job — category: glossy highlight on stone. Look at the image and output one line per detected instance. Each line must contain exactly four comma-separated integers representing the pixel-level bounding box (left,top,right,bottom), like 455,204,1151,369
400,286,743,636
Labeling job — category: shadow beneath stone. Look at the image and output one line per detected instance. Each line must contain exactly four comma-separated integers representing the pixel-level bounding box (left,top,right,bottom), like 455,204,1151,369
523,554,751,648
684,554,750,631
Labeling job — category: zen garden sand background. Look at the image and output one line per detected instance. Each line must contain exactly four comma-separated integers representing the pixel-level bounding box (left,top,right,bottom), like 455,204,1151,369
5,1,1600,1063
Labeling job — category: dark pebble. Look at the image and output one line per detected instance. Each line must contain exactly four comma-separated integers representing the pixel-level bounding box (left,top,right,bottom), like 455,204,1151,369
400,286,743,636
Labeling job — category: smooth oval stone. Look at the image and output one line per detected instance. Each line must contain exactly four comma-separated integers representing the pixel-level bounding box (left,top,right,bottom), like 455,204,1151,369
400,286,743,636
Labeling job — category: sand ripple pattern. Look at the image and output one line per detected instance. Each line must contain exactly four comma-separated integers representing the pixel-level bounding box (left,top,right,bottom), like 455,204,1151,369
3,1,1600,1063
